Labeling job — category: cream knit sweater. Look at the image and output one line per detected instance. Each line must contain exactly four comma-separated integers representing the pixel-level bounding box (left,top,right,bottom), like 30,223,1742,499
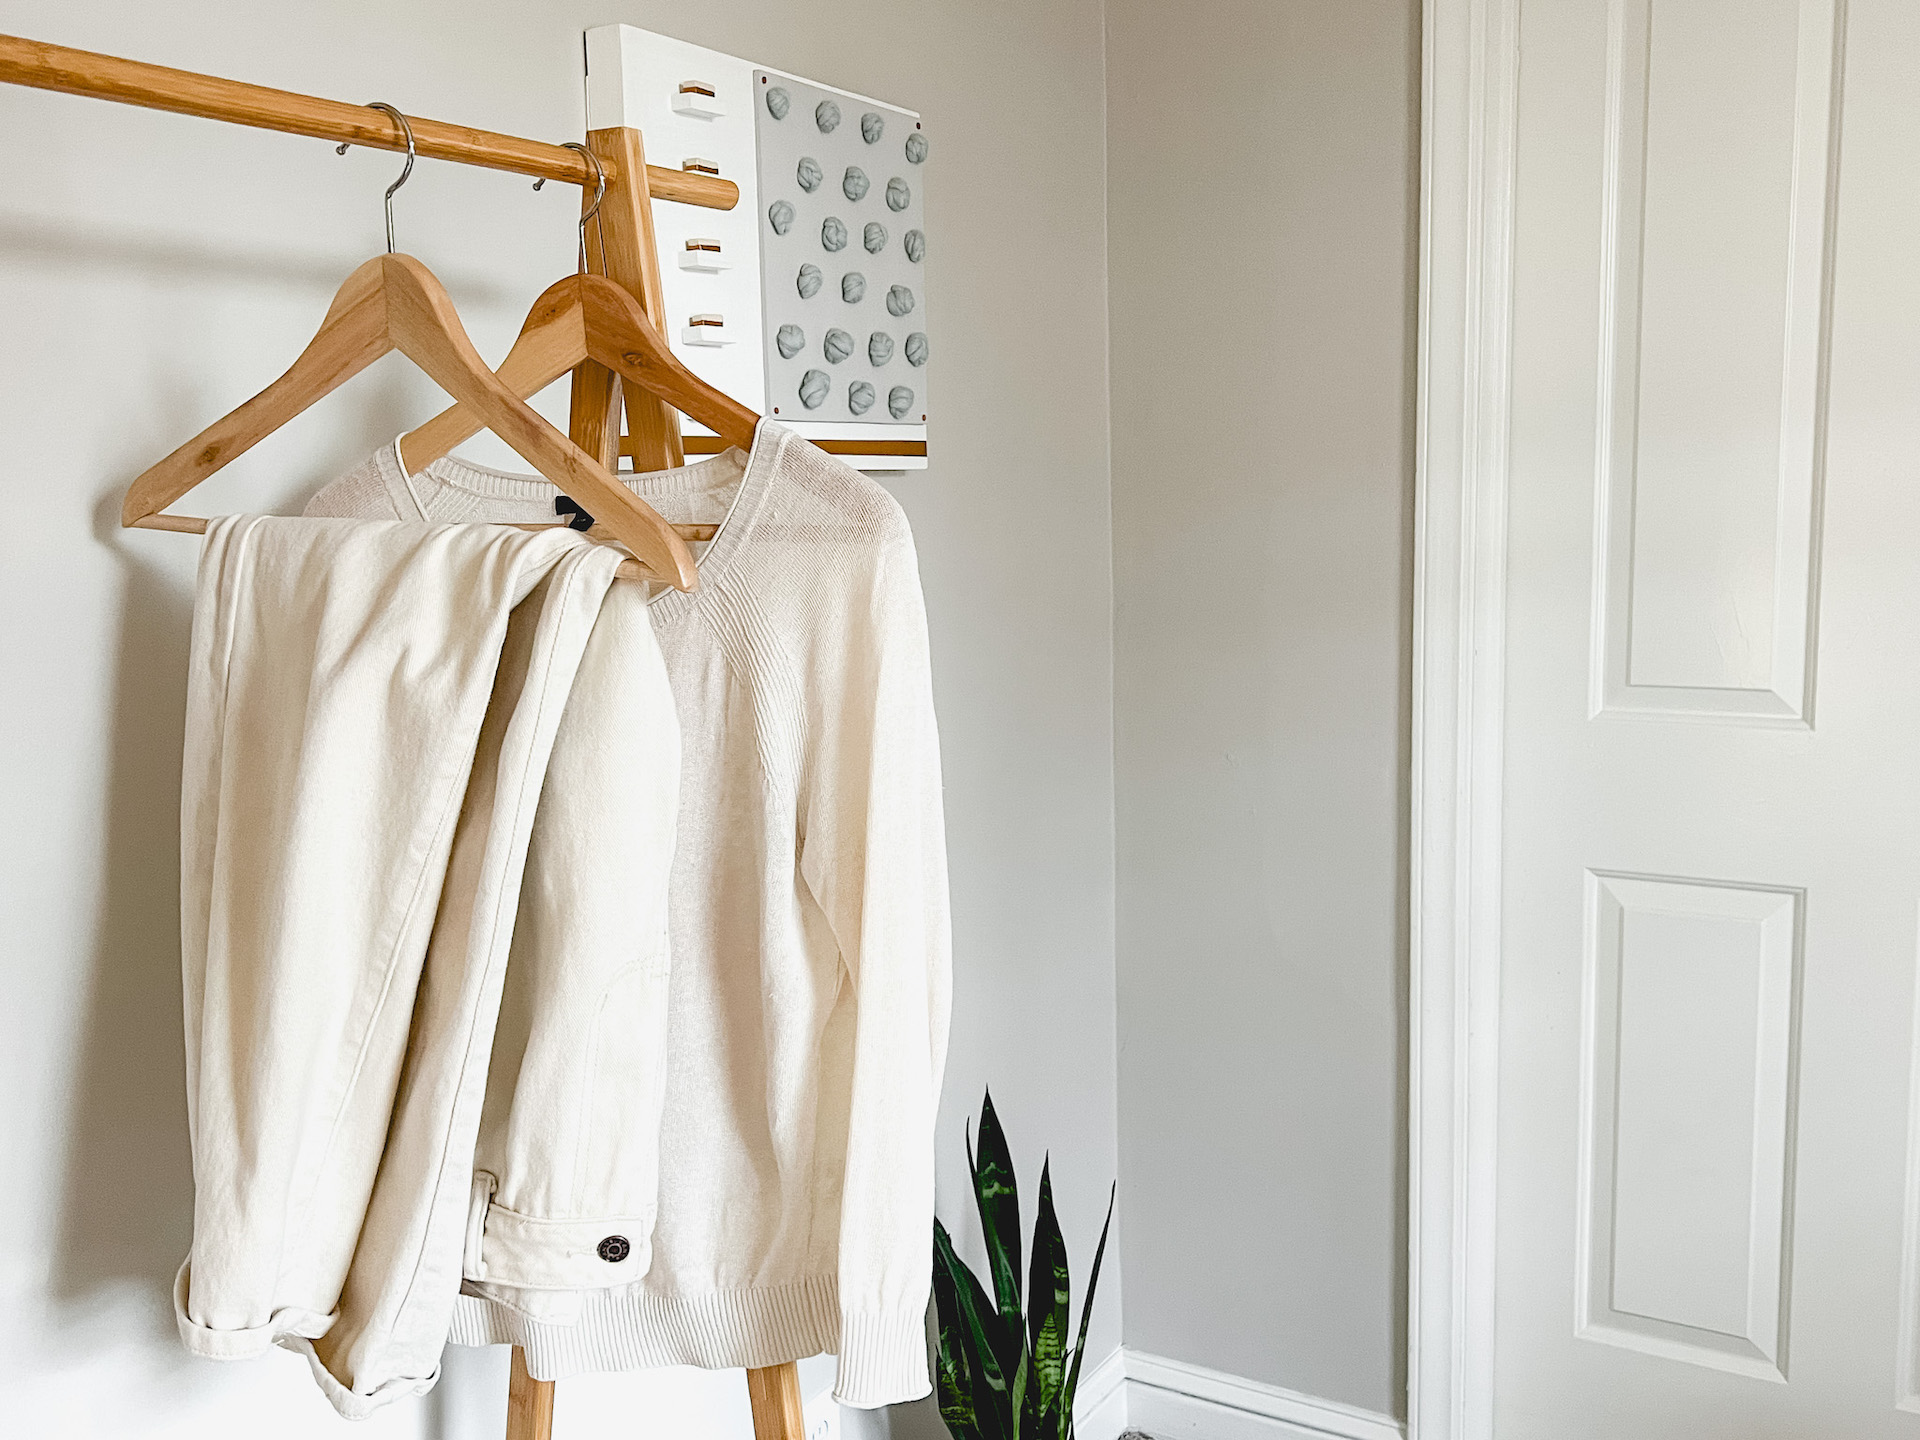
306,421,951,1407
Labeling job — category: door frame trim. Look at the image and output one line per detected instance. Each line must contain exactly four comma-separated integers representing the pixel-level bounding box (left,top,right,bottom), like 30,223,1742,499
1409,0,1519,1435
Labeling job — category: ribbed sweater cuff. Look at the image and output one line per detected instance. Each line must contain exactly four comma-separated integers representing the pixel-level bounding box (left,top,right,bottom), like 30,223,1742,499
834,1304,932,1409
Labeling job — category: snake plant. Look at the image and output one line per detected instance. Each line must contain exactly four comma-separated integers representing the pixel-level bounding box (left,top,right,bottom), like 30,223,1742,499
932,1090,1115,1440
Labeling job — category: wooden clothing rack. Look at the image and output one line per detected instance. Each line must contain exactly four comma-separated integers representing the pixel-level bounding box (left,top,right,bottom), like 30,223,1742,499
0,32,812,1440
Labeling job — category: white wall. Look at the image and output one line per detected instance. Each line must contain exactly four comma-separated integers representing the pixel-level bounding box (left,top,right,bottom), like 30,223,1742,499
1106,0,1419,1420
0,1,1118,1435
4,0,1426,1433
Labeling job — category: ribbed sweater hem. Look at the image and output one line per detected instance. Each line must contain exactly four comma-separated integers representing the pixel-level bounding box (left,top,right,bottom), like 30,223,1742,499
446,1274,930,1407
834,1304,935,1409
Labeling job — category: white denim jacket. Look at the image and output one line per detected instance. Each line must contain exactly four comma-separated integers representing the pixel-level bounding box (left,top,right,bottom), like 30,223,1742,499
173,515,679,1417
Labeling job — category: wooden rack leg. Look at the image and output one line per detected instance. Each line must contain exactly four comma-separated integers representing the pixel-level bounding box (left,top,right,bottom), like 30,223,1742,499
746,1362,807,1440
500,120,708,1440
586,125,685,474
502,1352,801,1440
506,1345,556,1440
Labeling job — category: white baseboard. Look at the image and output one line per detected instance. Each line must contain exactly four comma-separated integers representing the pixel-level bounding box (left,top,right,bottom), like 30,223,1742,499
1074,1349,1404,1440
1074,1347,1131,1440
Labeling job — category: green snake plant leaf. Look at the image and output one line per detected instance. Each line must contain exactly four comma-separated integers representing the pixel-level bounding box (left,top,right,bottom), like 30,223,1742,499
1026,1158,1071,1420
973,1089,1024,1319
936,1343,982,1440
1061,1181,1117,1433
935,1216,1014,1440
938,1094,1115,1440
933,1226,986,1440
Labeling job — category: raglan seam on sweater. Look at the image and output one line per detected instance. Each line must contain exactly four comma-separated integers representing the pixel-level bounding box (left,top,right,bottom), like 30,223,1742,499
695,576,808,803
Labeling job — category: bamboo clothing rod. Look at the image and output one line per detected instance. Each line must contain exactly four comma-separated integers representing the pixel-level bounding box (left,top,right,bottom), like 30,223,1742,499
0,33,740,210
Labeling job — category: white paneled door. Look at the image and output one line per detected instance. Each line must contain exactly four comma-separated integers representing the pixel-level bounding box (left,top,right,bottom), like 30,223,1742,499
1496,0,1920,1433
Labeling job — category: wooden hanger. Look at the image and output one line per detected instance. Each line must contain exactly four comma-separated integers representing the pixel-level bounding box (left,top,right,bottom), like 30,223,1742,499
400,270,760,476
401,138,758,482
120,109,699,591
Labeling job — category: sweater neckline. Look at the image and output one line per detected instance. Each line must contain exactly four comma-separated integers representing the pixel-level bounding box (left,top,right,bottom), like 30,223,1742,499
376,419,788,615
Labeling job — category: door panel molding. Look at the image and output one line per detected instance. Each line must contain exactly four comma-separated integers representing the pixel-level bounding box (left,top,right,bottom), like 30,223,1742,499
1574,871,1804,1383
1588,0,1843,727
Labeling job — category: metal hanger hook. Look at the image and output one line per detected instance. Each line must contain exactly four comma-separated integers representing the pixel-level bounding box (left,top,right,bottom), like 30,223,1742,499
335,101,415,253
561,141,606,274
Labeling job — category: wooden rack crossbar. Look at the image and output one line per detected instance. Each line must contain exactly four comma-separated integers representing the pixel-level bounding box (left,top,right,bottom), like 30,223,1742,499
0,34,739,209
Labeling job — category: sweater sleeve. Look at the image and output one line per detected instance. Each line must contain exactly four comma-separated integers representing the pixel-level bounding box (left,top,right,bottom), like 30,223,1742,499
798,524,952,1408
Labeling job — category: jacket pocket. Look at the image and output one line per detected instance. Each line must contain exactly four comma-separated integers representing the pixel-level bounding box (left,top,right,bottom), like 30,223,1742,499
463,1171,497,1281
471,937,673,1290
472,1200,657,1290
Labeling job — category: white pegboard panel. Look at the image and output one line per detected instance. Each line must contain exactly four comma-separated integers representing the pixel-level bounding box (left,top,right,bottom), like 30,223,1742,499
585,25,929,470
752,71,929,429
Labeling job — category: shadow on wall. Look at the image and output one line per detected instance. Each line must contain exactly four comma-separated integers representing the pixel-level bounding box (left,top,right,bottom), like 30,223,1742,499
0,214,517,301
52,507,196,1315
884,1391,948,1440
46,307,423,1324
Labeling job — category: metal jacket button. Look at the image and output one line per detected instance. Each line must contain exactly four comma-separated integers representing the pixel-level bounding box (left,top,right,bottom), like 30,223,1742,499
597,1235,631,1263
